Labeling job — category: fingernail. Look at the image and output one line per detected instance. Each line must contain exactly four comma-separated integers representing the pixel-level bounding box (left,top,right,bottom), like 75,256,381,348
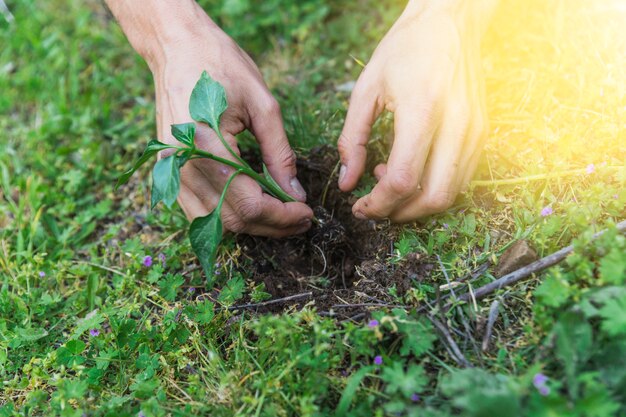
290,177,306,200
338,165,347,185
354,210,367,220
298,218,312,232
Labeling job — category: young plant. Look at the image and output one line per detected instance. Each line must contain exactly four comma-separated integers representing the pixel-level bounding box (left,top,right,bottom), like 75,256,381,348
117,71,296,282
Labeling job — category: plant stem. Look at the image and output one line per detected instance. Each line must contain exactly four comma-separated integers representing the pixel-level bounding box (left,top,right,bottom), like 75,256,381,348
214,128,251,170
216,169,242,212
191,148,296,203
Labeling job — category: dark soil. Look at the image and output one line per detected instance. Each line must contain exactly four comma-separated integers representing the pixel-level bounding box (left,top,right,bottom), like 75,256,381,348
235,146,435,318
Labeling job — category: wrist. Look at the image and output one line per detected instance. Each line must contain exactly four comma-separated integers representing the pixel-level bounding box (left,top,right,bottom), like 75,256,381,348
106,0,221,71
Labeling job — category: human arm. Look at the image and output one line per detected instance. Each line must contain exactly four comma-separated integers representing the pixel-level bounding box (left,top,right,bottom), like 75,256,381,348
105,0,313,236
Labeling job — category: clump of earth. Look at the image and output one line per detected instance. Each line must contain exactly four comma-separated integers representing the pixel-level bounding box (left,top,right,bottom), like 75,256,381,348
236,146,435,317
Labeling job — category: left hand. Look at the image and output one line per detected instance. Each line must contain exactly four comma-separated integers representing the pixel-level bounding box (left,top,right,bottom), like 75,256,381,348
337,1,490,222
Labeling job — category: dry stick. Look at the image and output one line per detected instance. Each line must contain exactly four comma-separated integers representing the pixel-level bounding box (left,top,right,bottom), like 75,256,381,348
482,300,500,352
331,303,408,309
428,315,472,368
457,220,626,304
228,292,313,311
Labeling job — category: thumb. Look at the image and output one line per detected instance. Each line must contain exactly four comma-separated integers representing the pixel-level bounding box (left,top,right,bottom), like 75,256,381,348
250,98,307,202
337,77,381,192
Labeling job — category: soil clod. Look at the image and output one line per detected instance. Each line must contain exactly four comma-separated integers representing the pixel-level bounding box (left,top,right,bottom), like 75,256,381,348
235,146,434,316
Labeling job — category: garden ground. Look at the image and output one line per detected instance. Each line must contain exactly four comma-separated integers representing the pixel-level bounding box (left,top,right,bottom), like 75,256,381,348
1,0,625,416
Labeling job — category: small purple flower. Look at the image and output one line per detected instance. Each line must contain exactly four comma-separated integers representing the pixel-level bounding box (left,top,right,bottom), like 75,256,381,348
142,256,153,268
586,163,595,174
533,373,550,396
38,271,46,278
374,355,383,366
540,206,553,217
533,373,548,388
89,329,100,337
188,287,196,294
614,194,619,199
368,319,379,328
158,252,166,267
138,412,146,417
410,393,420,402
443,223,449,229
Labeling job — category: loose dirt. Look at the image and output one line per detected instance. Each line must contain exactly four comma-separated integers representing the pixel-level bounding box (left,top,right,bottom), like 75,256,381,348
235,146,435,318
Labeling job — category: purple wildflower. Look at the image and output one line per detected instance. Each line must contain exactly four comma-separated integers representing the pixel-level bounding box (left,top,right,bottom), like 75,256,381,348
533,373,548,388
38,271,46,278
410,393,420,402
374,355,383,366
158,252,166,267
138,412,146,417
533,373,550,396
142,256,153,268
586,163,595,174
188,287,196,294
540,206,553,217
89,329,100,337
443,223,449,229
368,319,379,328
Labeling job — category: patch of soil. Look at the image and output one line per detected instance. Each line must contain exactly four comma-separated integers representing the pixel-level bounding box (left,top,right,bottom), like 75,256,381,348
236,146,435,317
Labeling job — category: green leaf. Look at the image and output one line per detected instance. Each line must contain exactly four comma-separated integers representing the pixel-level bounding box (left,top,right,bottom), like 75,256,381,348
441,369,522,417
116,139,173,189
189,71,227,130
189,210,222,280
56,340,86,367
158,274,184,302
189,170,240,280
71,309,104,339
186,300,216,324
381,363,428,397
554,312,593,398
151,154,181,208
599,296,626,337
171,123,196,147
398,318,436,357
599,247,626,284
14,327,48,343
535,272,571,308
218,275,245,304
336,366,375,417
57,378,88,400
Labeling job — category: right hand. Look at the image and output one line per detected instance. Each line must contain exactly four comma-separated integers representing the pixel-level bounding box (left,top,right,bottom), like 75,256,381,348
150,18,313,237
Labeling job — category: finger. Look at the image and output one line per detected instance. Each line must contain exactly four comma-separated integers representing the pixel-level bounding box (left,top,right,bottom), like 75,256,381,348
389,108,475,222
222,190,313,232
352,104,440,219
337,72,383,192
177,183,212,220
222,195,313,237
249,96,307,202
184,161,313,236
373,163,387,181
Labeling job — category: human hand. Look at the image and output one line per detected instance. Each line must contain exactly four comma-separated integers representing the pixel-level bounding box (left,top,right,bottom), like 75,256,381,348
126,5,313,237
337,0,494,222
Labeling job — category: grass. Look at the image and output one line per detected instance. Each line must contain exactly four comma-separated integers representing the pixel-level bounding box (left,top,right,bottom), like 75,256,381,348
1,0,625,416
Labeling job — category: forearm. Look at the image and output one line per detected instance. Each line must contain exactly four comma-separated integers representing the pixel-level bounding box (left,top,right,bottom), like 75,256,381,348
104,0,218,69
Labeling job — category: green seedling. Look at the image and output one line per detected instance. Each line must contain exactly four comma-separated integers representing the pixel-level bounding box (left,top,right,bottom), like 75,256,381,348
117,71,296,282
